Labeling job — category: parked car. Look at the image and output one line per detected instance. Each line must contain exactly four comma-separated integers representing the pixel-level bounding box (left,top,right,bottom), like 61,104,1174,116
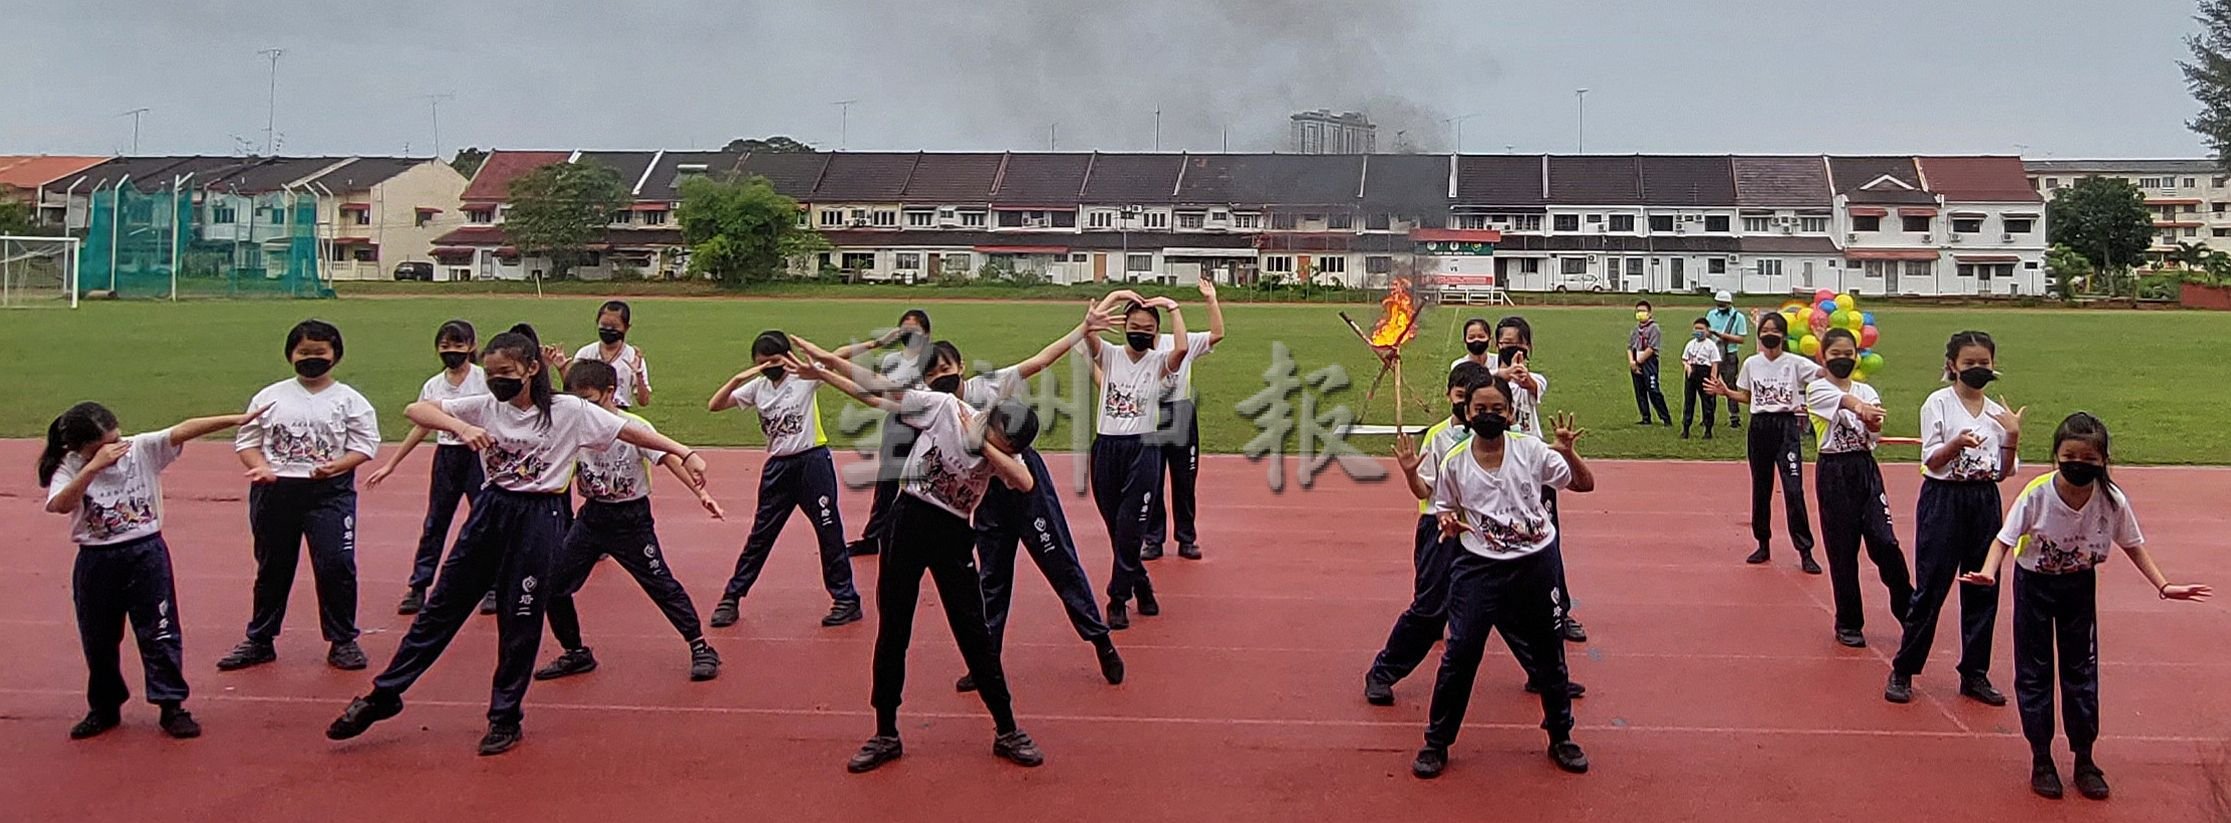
393,262,435,281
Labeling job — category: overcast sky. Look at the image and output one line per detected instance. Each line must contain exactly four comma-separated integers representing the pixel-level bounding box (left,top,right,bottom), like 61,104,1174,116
0,0,2213,159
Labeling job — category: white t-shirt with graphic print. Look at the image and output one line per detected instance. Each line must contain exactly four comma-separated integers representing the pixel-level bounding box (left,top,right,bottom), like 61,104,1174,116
1998,473,2143,575
235,379,380,478
1430,432,1574,561
1920,386,2017,482
573,342,651,408
441,394,626,495
1155,331,1215,400
1735,352,1821,414
574,409,666,503
960,367,1024,412
896,389,996,520
1807,379,1882,455
49,429,183,546
728,375,827,458
1094,338,1176,437
418,366,488,447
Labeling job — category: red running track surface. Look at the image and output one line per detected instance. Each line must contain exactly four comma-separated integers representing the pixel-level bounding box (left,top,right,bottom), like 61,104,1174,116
1,441,2227,822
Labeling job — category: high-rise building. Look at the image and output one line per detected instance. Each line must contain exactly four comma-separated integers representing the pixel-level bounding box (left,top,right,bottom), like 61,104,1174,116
1289,110,1376,155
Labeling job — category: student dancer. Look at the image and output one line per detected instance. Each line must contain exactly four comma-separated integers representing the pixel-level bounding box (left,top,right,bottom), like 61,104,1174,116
846,308,933,558
1706,312,1821,574
1450,317,1495,370
40,402,268,740
1089,294,1188,629
534,359,727,683
1804,328,1913,648
1412,376,1594,779
706,332,861,628
1887,331,2024,707
366,320,497,617
1485,316,1586,643
1143,278,1224,561
220,320,378,672
326,324,710,756
793,354,1048,773
1678,317,1720,440
1956,413,2210,800
570,301,652,408
1627,300,1672,427
1364,362,1489,705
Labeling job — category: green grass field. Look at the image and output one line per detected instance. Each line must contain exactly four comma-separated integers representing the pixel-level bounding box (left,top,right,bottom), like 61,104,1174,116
6,295,2227,464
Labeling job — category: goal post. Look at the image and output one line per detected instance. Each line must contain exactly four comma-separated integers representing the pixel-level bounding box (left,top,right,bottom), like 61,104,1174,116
0,235,79,309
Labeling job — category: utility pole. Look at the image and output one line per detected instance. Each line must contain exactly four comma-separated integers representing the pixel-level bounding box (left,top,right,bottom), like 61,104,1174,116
1575,88,1590,154
1443,113,1482,154
120,108,150,154
833,100,856,150
422,93,455,159
1048,122,1058,151
258,48,285,156
1154,106,1162,152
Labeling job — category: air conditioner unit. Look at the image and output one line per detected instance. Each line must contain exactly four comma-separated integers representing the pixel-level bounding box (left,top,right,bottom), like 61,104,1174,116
849,218,873,227
1023,217,1047,228
2000,233,2014,243
1681,214,1701,222
1674,225,1687,234
1949,233,1963,244
1774,215,1797,226
1845,232,1858,243
1780,226,1794,235
937,216,961,228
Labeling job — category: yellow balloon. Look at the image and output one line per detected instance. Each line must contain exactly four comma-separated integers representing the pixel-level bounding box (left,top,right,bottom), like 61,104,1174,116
1843,310,1865,331
1798,336,1821,357
1835,293,1856,311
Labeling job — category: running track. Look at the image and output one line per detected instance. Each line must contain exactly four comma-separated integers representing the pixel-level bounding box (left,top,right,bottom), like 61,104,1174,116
1,442,2226,822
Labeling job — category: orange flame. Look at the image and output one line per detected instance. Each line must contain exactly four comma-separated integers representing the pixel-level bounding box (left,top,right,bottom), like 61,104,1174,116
1368,279,1418,348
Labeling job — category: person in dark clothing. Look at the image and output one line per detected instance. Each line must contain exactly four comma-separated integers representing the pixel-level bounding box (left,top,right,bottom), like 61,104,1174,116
843,309,933,558
1677,317,1721,440
1626,300,1671,427
1706,312,1822,574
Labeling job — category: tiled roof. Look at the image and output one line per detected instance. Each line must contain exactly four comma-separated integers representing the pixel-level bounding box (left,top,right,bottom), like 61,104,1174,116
2022,158,2218,174
200,156,352,194
1360,154,1451,215
1497,234,1738,253
460,151,570,202
1546,155,1643,204
1731,156,1833,207
304,157,431,192
1827,156,1935,205
1917,156,2044,203
636,151,740,202
990,153,1092,205
0,155,104,191
1174,154,1363,207
71,156,246,192
1637,156,1736,206
812,153,921,201
1454,155,1545,206
1739,236,1842,254
899,153,1002,203
733,152,831,200
1079,153,1182,204
576,151,661,193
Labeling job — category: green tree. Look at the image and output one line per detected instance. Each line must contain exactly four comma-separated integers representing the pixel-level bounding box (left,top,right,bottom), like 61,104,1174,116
722,136,816,154
2184,0,2231,169
450,147,489,178
675,174,828,285
2175,240,2216,269
2046,177,2154,295
505,162,629,279
2044,243,2094,299
0,199,42,236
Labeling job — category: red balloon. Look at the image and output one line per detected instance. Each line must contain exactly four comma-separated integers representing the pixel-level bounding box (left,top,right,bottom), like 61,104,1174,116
1813,288,1836,304
1809,311,1831,333
1860,325,1880,348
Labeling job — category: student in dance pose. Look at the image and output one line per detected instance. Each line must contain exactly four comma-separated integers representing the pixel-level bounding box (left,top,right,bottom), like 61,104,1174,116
220,320,379,672
1706,312,1821,574
1678,317,1721,440
1089,295,1187,629
1412,375,1595,779
706,332,860,628
1804,328,1913,648
534,359,727,683
846,308,933,558
326,324,709,755
1484,316,1586,643
1365,362,1489,705
366,320,496,617
570,301,652,409
791,353,1048,773
40,402,269,740
1955,413,2210,800
1451,317,1495,370
1886,331,2025,707
1143,278,1224,561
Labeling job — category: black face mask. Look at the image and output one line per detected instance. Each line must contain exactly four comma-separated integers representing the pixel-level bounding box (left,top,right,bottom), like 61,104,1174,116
1451,402,1468,423
1825,357,1857,379
2058,461,2104,487
598,327,624,345
929,374,962,394
763,365,786,383
1757,334,1784,350
1126,332,1155,352
439,351,471,370
1465,339,1492,356
487,377,525,402
293,357,333,379
1957,366,1997,390
1468,411,1509,439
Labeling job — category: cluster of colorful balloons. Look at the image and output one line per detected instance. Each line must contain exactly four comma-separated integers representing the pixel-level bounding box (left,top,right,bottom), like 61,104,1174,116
1780,289,1886,381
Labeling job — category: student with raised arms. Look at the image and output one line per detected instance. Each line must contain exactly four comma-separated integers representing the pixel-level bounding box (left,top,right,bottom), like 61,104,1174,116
1804,328,1913,649
366,319,496,617
1706,311,1821,575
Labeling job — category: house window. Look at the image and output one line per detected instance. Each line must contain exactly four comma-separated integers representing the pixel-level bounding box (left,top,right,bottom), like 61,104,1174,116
2187,227,2201,237
1800,216,1830,233
1366,213,1391,231
1070,253,1089,263
840,252,876,270
960,211,986,227
1317,256,1346,275
1177,212,1205,230
1560,257,1587,275
1705,215,1730,232
1586,214,1604,224
1518,258,1540,274
2217,177,2229,188
1902,216,1931,233
581,252,603,268
1126,253,1153,272
1327,213,1353,230
1708,258,1727,274
1626,258,1643,277
1853,215,1881,232
1952,217,1983,233
2005,218,2033,234
641,210,667,225
1142,211,1168,229
2045,177,2060,189
1088,210,1115,229
2139,177,2167,189
2216,228,2231,238
820,210,845,227
1904,260,1934,282
895,253,922,270
872,210,898,228
212,205,237,224
330,245,350,262
1648,215,1675,232
1271,213,1297,230
998,211,1027,228
2187,178,2199,188
1552,214,1580,232
1233,213,1261,229
353,210,371,226
1264,255,1294,273
1052,211,1076,228
268,209,285,225
1757,258,1783,277
1365,256,1394,274
940,253,971,272
1455,214,1488,230
1511,214,1543,232
1609,214,1635,232
415,211,433,228
1742,217,1772,233
906,210,934,227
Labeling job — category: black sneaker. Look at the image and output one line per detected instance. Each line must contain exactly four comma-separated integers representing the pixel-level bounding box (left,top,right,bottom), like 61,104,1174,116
477,722,522,756
533,648,598,681
326,694,403,740
993,730,1044,767
1635,419,1653,426
1680,429,1691,440
845,539,880,558
2031,761,2064,799
1703,429,1714,440
689,643,721,681
1107,601,1130,630
1142,544,1164,561
328,641,368,671
710,599,740,628
1560,617,1589,643
1178,543,1202,560
1959,675,2008,707
847,735,903,773
1799,553,1823,575
1744,546,1771,565
1884,673,1913,704
397,588,425,615
1836,628,1867,648
68,710,120,740
1525,680,1588,699
158,704,201,739
215,639,276,671
1096,642,1125,685
1411,746,1448,779
478,591,499,615
955,673,978,693
2072,762,2109,800
1549,740,1590,773
1364,673,1396,706
821,600,863,627
1136,590,1160,617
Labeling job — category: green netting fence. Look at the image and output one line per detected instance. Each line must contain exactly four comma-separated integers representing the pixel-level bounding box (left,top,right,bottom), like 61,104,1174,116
79,183,331,299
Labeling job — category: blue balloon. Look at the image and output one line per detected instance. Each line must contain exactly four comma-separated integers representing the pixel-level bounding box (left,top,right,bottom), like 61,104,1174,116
1818,299,1838,313
1860,347,1873,357
1862,312,1876,326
